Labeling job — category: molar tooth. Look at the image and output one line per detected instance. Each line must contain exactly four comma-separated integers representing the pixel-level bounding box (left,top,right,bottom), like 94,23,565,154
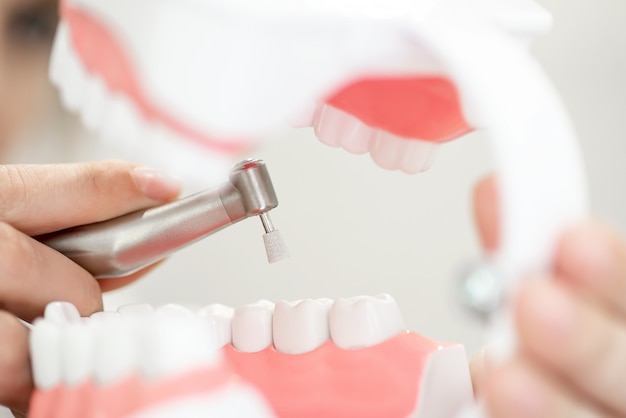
61,322,94,386
30,319,61,389
44,301,81,325
141,315,220,381
273,298,332,354
329,294,405,350
369,131,412,171
232,300,274,353
313,104,347,148
197,304,234,348
156,303,194,318
400,139,440,174
340,120,373,155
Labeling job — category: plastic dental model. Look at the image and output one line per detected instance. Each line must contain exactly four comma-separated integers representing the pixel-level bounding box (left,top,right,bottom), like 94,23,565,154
30,297,473,418
46,0,589,417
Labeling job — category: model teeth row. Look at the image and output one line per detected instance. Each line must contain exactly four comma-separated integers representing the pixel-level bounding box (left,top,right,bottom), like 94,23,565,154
32,295,405,390
49,23,233,185
312,104,440,174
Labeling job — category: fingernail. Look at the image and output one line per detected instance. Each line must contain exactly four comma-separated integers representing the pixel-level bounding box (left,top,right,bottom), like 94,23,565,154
131,167,182,202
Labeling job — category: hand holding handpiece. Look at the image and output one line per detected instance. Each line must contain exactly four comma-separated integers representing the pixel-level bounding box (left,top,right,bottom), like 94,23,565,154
0,160,181,415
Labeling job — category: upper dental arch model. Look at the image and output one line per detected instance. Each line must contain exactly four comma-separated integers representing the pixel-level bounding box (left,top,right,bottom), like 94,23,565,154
36,0,589,417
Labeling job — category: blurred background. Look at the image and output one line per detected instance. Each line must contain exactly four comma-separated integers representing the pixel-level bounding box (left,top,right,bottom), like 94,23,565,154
2,0,625,416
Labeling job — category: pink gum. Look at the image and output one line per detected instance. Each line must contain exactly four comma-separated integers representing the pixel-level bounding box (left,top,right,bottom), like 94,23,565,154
225,332,452,418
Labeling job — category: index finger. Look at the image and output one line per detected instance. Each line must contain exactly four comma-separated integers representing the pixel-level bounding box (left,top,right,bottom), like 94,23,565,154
0,161,181,236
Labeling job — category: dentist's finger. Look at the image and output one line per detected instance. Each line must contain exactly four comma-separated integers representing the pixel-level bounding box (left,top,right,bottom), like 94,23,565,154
516,278,626,415
472,174,499,252
484,358,606,418
0,222,101,322
0,161,181,236
0,311,32,414
469,345,494,396
555,222,626,316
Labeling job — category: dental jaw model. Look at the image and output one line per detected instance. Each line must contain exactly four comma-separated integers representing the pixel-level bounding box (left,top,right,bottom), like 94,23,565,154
40,0,589,417
30,297,473,418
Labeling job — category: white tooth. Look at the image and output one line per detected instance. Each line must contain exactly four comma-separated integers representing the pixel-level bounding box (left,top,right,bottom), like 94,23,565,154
232,300,274,353
400,139,440,174
58,33,88,112
313,104,346,148
156,303,194,318
340,120,373,155
369,131,412,171
100,93,145,150
273,298,332,354
44,301,81,325
81,76,109,131
49,23,70,86
117,303,154,317
30,319,61,389
329,294,405,350
197,304,234,348
61,322,94,386
141,315,220,381
414,345,474,418
93,317,136,385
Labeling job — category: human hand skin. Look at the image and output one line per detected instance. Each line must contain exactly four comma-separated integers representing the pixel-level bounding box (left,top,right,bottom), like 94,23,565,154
470,176,626,417
0,160,181,416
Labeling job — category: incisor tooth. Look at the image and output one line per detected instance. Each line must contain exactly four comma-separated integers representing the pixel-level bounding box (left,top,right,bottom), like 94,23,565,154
198,304,234,348
30,319,61,389
329,294,405,350
93,316,136,385
273,299,332,354
61,322,94,386
232,300,274,353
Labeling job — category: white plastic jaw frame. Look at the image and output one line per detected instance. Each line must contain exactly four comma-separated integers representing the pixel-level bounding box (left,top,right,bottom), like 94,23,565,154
53,1,588,416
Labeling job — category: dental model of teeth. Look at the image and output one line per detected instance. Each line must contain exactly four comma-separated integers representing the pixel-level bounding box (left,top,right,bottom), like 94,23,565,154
30,296,474,418
50,0,493,184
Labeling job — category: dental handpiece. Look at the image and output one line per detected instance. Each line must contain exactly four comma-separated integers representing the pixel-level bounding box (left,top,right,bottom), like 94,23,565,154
37,159,289,278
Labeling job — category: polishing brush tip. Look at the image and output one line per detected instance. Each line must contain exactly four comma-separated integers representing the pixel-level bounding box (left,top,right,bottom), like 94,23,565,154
263,230,290,264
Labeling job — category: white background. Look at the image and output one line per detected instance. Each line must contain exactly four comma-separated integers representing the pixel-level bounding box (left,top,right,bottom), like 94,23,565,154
3,0,625,416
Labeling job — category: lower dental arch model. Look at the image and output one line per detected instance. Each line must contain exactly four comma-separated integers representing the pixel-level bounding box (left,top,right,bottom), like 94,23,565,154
38,0,589,417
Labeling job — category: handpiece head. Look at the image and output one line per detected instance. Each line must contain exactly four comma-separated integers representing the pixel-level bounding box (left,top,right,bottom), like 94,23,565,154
229,159,290,264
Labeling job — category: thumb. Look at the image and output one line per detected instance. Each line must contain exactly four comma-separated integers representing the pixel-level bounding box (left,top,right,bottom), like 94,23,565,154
472,175,500,253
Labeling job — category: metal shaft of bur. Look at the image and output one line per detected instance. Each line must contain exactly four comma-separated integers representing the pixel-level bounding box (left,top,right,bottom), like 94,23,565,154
259,212,275,233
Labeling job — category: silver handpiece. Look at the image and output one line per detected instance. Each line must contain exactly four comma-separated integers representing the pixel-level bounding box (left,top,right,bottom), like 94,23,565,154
37,159,285,278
